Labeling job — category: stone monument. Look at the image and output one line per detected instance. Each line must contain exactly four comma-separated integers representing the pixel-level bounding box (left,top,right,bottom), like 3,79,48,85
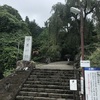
16,36,35,70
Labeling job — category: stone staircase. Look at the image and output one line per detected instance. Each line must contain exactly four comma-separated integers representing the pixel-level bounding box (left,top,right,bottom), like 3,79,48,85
15,68,77,100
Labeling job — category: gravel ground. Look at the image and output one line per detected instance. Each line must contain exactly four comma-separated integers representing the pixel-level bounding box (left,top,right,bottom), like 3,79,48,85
36,61,74,70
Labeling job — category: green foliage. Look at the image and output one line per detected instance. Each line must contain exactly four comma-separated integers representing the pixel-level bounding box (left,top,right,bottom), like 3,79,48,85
0,0,100,76
47,2,80,59
3,68,15,77
1,5,22,20
0,11,29,33
0,5,30,78
46,0,100,61
47,45,61,61
34,28,61,61
25,16,42,52
25,17,42,38
37,28,50,60
89,48,100,67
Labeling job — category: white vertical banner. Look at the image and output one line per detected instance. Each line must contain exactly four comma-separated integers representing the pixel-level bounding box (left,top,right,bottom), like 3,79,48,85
81,77,84,94
84,68,100,100
23,36,32,61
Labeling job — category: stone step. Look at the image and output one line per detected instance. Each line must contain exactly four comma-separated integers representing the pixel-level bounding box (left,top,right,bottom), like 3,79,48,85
31,70,74,73
33,68,74,71
21,87,73,94
31,71,74,75
25,80,69,86
29,75,74,79
18,91,74,99
30,73,74,77
16,96,74,100
27,77,71,82
16,96,56,100
32,69,74,73
15,68,77,100
23,84,70,90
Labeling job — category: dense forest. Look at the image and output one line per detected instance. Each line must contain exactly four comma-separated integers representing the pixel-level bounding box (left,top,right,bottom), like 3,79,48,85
0,0,100,78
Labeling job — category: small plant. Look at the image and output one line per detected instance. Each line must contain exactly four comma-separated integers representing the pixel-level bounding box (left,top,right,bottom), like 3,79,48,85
3,68,15,77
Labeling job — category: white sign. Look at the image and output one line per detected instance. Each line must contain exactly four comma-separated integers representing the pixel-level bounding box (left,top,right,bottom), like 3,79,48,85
80,60,90,67
84,68,100,100
70,79,77,91
23,36,32,61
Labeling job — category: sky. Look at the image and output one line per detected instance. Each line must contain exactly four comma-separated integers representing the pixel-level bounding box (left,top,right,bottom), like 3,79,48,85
0,0,65,27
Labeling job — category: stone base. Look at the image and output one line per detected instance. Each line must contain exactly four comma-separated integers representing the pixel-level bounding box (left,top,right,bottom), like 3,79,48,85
16,60,35,71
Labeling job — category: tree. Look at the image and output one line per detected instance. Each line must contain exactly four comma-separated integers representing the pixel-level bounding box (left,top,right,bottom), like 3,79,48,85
0,5,30,78
2,5,22,20
47,2,80,60
25,16,30,25
25,17,43,53
44,0,99,61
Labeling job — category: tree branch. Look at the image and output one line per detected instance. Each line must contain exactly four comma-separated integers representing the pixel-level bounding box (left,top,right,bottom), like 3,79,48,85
84,0,88,14
85,5,95,16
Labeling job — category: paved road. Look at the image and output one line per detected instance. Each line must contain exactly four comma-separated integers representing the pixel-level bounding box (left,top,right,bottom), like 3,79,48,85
36,61,74,70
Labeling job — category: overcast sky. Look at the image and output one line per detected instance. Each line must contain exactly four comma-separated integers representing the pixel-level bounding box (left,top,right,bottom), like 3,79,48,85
0,0,65,27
